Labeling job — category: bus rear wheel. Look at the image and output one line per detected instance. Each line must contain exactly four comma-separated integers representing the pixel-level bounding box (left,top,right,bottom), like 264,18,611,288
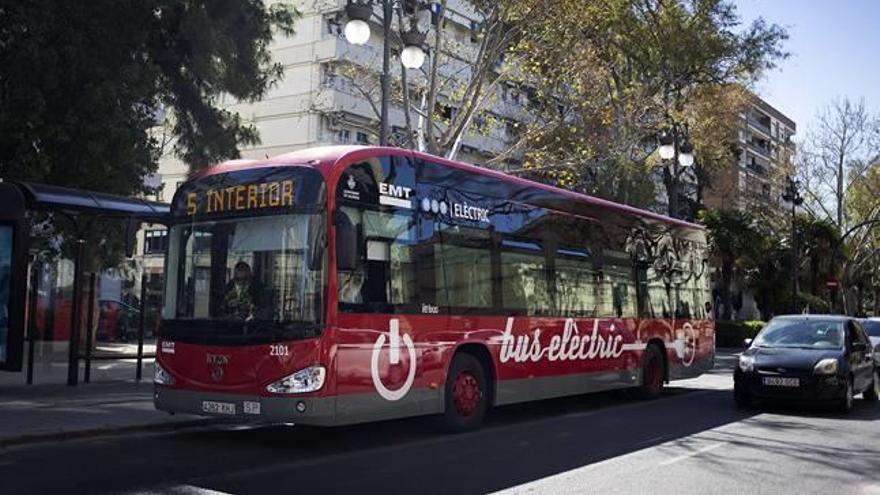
636,345,665,399
442,353,489,432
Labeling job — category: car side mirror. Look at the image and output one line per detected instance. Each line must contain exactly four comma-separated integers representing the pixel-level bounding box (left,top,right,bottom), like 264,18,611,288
743,338,753,348
333,210,358,271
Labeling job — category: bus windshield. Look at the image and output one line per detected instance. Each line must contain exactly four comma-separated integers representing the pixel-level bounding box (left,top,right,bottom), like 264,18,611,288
162,213,325,344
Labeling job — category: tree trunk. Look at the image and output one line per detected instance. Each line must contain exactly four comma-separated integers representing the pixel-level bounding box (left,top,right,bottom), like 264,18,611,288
720,257,733,320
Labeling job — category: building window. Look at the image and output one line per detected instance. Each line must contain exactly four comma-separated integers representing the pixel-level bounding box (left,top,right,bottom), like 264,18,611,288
144,229,168,255
325,16,341,36
337,129,351,143
356,132,370,145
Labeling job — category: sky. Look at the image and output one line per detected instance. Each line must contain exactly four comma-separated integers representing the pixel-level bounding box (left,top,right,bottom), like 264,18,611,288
732,0,880,140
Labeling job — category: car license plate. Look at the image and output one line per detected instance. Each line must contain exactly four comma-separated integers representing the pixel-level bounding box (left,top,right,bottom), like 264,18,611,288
201,401,236,415
243,401,261,415
763,376,799,387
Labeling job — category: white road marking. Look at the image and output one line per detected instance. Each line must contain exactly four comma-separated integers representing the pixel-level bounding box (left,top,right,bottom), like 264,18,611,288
128,484,234,495
493,435,729,494
657,441,728,466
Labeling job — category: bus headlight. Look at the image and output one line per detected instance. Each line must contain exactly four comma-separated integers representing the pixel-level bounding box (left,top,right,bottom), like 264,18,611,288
813,358,839,375
738,355,755,372
266,365,326,394
154,362,175,385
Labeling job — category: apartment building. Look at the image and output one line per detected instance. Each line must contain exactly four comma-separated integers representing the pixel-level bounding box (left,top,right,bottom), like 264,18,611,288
703,94,796,320
705,94,797,218
140,0,522,275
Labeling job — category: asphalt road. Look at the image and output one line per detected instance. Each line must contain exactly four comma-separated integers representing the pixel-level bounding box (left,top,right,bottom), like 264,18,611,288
1,354,878,495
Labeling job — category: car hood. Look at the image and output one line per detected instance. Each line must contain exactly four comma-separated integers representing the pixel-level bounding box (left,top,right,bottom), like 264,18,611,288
744,346,842,372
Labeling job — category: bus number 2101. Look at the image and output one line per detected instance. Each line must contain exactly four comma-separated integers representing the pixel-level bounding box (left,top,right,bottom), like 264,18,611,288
269,345,290,357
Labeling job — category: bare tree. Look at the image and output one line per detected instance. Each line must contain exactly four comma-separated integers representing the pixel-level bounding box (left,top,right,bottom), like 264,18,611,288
320,0,536,161
799,97,880,229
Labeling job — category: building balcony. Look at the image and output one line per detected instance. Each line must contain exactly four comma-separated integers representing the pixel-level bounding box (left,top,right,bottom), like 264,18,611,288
747,118,772,137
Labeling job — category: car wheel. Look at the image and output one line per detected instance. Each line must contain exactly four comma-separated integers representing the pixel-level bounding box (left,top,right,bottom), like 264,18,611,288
635,345,665,400
864,370,880,402
441,353,489,432
838,376,854,413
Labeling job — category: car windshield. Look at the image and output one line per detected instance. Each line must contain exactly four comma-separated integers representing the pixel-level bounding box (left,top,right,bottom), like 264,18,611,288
753,319,845,349
862,320,880,338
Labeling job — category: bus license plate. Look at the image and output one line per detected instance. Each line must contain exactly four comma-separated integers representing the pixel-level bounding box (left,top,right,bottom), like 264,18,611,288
243,401,261,415
763,377,799,387
201,401,236,415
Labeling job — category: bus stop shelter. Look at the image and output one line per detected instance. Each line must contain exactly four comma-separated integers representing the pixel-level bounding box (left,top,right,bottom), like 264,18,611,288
0,180,169,385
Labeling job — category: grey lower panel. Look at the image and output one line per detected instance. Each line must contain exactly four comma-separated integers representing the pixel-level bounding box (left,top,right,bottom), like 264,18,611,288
154,386,337,426
334,388,443,426
495,369,641,406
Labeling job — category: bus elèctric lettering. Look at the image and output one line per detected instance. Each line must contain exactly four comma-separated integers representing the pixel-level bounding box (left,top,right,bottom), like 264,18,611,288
154,146,714,430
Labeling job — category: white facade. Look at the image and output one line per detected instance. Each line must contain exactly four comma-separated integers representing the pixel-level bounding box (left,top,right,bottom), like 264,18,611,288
141,0,524,272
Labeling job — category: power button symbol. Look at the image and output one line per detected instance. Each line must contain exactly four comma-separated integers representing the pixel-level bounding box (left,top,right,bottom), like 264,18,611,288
371,318,417,401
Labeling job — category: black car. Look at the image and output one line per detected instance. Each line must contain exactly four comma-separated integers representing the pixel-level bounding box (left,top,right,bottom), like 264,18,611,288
860,318,880,358
734,315,879,412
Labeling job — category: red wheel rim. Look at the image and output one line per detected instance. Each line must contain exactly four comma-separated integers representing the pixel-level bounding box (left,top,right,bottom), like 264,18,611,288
646,355,662,393
452,371,482,417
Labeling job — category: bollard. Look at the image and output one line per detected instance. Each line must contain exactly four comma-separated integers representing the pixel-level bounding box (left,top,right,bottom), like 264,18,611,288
83,273,97,383
136,273,147,382
26,261,40,385
67,239,86,386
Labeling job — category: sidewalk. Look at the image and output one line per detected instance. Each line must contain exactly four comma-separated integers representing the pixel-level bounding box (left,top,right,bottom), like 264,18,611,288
0,379,220,448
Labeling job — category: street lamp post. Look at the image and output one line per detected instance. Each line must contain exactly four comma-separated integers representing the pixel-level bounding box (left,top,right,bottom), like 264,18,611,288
782,176,804,312
657,124,695,219
343,0,429,146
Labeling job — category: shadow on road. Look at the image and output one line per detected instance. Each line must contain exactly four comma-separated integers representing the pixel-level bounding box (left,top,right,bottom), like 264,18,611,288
1,386,763,495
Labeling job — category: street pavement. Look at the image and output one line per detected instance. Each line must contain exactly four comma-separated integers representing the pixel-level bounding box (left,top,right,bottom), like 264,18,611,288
0,350,878,495
0,343,156,387
0,379,216,447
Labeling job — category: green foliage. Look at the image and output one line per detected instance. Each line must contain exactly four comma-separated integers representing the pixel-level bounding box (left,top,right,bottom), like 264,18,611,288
704,208,844,317
508,0,787,210
702,208,775,317
715,320,764,347
0,0,299,197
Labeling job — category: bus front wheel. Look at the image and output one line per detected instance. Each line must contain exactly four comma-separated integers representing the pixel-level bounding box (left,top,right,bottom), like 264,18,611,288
442,353,489,432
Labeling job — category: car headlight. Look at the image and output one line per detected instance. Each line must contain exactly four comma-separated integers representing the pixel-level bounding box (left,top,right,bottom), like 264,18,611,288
813,358,839,375
266,365,326,394
738,355,755,372
154,362,175,385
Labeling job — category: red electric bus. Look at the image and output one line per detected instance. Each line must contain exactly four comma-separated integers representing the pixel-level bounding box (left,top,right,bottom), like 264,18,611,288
154,146,714,430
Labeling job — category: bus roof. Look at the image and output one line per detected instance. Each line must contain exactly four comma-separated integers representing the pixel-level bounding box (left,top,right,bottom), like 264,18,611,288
190,145,702,230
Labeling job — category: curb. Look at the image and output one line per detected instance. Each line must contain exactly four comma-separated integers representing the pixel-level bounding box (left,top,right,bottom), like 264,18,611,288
0,418,226,449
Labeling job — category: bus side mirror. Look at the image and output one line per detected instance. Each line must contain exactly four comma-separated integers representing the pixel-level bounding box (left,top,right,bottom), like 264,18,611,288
334,210,357,271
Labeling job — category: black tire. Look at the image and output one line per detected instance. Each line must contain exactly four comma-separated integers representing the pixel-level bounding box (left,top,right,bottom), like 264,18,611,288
838,376,854,413
636,345,665,400
734,385,752,409
441,353,490,432
864,370,880,402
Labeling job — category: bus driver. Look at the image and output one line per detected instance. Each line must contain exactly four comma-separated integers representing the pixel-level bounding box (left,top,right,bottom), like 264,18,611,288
223,261,264,321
